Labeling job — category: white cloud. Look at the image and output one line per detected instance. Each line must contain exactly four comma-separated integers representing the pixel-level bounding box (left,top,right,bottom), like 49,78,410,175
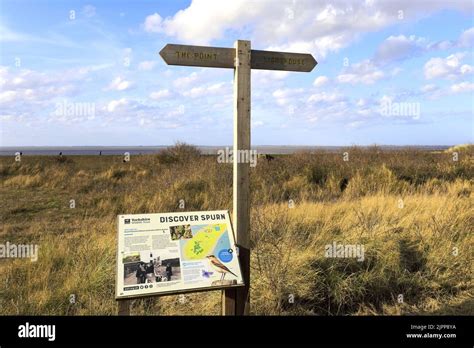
460,64,473,74
138,61,157,71
373,27,474,64
458,27,474,48
0,66,85,107
75,64,112,76
420,84,438,93
173,72,199,88
106,98,128,112
347,120,364,128
0,24,32,42
390,67,403,76
450,81,474,93
419,83,444,100
337,60,384,85
420,80,473,99
313,76,329,87
375,35,426,63
143,13,163,33
0,23,83,48
100,98,187,129
307,91,343,103
182,82,228,98
428,40,453,51
252,70,290,84
142,0,472,59
0,90,17,104
272,88,304,105
424,53,473,80
107,76,132,91
272,88,304,99
0,65,114,125
144,1,261,44
149,89,170,100
82,5,96,18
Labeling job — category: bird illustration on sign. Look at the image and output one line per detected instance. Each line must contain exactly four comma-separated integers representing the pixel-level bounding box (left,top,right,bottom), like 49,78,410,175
206,255,237,281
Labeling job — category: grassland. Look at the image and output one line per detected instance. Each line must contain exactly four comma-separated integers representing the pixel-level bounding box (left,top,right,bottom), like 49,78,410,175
0,144,473,315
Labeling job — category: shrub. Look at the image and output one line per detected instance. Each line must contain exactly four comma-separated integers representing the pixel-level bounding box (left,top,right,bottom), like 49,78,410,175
305,165,328,186
158,142,201,164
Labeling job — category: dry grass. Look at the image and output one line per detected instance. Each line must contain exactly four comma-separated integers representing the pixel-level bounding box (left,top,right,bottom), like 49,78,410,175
0,145,472,315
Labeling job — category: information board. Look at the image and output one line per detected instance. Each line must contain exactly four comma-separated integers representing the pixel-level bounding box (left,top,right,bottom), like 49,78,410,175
116,210,244,299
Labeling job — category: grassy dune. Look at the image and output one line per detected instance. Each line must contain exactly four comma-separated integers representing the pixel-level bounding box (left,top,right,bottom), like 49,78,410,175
0,145,473,315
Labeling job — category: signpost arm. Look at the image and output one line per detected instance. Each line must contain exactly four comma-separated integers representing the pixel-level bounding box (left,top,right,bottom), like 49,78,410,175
223,40,251,316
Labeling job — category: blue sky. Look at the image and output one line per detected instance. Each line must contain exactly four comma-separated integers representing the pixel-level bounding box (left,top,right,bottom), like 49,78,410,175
0,0,473,146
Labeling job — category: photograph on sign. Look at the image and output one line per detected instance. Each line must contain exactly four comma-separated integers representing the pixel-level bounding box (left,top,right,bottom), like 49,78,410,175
116,210,244,299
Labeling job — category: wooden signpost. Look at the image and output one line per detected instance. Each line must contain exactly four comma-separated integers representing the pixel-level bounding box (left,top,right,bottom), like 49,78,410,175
159,40,317,316
159,43,317,72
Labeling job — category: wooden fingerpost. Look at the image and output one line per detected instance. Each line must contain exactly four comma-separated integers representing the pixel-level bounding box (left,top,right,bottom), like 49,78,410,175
157,39,316,316
223,40,251,316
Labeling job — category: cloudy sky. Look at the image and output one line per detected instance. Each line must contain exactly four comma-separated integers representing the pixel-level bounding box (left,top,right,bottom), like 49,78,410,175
0,0,473,146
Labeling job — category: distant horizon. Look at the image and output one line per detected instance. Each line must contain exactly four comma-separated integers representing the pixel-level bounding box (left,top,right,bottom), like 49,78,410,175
0,144,463,148
0,144,462,156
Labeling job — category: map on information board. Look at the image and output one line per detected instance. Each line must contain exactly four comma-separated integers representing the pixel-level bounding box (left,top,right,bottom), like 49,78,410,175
116,210,244,299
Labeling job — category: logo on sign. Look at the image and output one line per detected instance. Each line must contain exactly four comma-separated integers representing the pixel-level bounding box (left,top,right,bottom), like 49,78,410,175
218,249,233,263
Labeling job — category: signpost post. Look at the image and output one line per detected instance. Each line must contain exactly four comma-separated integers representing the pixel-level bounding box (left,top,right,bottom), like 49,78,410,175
159,40,317,316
